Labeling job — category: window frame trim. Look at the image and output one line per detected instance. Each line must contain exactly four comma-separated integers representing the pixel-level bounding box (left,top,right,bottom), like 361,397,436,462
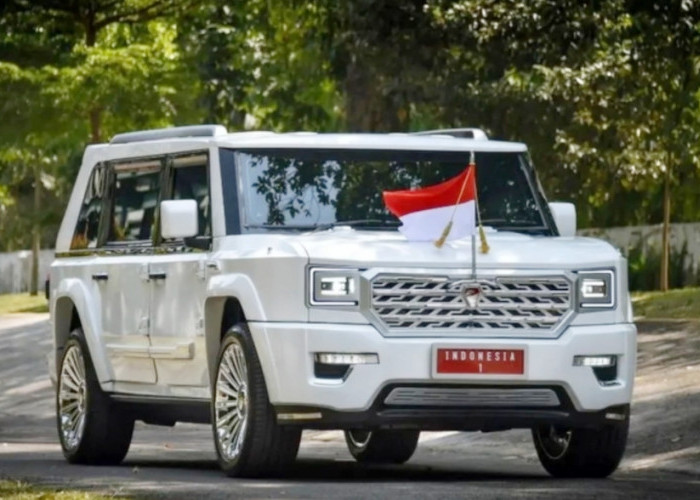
156,150,212,251
101,154,166,248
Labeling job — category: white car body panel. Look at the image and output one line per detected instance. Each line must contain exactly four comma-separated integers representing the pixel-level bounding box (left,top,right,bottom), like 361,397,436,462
49,129,636,425
248,321,636,411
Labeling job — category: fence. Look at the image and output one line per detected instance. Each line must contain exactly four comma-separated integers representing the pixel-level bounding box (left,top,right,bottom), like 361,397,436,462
579,222,700,289
0,250,54,294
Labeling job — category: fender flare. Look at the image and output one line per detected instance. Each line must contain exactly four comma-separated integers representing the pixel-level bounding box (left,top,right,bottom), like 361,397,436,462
204,273,272,388
54,278,113,383
206,273,267,321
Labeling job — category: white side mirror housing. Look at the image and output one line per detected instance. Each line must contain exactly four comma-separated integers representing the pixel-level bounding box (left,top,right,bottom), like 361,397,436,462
161,200,198,239
549,202,577,237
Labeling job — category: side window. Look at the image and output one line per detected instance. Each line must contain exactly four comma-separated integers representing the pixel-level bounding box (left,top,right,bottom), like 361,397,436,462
71,164,106,250
107,160,162,243
170,154,210,237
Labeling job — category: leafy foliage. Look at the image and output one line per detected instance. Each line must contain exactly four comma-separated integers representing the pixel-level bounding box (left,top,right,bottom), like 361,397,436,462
0,0,699,290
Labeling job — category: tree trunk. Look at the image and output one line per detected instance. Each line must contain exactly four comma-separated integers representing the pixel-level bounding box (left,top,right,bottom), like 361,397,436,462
30,164,41,296
344,59,405,132
660,162,671,292
89,107,102,143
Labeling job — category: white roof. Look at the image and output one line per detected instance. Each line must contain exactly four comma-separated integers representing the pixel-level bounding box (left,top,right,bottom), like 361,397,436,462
86,131,527,164
215,132,527,153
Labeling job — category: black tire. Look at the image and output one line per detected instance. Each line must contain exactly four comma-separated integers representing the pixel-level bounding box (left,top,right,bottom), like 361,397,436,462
532,421,629,478
344,429,420,464
212,324,302,477
56,330,134,465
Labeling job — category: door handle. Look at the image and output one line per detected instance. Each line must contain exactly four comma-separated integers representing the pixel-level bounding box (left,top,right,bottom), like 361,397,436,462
91,273,109,281
149,272,167,280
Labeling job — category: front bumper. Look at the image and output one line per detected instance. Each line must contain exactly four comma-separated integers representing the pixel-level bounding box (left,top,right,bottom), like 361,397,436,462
249,321,636,427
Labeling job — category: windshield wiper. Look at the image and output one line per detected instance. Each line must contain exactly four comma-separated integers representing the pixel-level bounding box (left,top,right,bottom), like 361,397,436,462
311,219,400,232
480,218,541,228
245,219,400,232
245,224,320,231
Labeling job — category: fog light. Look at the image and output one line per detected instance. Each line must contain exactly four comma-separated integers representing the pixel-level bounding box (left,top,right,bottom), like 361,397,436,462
573,355,617,367
314,353,379,365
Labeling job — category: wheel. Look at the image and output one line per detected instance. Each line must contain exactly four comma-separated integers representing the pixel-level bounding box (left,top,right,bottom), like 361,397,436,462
532,421,629,478
56,331,134,464
344,429,420,464
212,323,301,477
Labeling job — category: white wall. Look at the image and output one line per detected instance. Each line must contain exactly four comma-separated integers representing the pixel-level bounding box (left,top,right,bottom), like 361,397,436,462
578,222,700,274
0,250,54,294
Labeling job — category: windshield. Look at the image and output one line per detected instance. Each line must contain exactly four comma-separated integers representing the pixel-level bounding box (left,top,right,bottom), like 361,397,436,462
227,149,553,235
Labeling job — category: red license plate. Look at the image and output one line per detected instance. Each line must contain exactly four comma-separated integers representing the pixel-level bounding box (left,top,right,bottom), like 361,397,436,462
436,348,524,374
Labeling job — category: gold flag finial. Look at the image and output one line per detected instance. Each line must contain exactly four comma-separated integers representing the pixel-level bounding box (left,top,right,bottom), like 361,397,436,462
472,151,489,254
478,224,490,254
434,221,453,248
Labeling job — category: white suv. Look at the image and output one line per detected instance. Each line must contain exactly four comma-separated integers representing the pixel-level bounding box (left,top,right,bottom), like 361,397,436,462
49,125,636,477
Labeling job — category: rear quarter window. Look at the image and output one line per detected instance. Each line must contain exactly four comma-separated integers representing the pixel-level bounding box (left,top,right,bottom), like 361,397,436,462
71,164,106,250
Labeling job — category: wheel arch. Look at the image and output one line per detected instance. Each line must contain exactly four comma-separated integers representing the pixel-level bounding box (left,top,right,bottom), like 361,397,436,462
204,273,268,383
204,291,279,402
204,296,247,385
52,278,112,383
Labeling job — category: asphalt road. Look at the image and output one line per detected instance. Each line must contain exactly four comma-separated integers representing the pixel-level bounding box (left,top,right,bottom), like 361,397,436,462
1,314,698,499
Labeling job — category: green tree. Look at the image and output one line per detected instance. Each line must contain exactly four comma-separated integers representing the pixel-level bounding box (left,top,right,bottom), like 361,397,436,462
177,0,340,132
0,1,199,293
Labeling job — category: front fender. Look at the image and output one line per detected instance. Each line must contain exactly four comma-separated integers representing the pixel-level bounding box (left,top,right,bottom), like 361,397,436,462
206,273,267,321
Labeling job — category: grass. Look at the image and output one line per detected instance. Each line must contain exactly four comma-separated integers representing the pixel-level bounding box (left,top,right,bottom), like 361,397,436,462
632,287,700,320
0,480,125,499
0,293,49,315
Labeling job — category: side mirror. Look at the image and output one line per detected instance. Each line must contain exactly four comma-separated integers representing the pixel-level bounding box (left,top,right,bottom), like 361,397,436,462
548,202,577,237
161,199,198,239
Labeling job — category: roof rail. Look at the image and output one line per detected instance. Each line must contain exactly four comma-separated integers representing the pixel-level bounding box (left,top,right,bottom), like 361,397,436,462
413,128,488,140
110,125,228,144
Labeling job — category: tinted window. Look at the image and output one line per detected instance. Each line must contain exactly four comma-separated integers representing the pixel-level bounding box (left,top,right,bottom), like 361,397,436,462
171,155,210,237
108,161,161,243
71,164,106,249
232,149,551,234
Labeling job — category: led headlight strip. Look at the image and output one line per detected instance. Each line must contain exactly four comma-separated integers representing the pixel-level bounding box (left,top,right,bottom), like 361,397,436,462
577,270,615,309
309,268,360,306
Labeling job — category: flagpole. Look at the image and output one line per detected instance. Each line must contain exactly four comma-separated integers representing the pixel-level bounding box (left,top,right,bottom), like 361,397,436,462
470,151,477,280
471,233,477,280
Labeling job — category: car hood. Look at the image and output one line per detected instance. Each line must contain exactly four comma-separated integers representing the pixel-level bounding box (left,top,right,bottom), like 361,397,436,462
293,228,621,270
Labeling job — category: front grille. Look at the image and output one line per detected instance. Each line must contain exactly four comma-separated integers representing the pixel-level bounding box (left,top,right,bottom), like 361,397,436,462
371,275,571,332
384,387,560,407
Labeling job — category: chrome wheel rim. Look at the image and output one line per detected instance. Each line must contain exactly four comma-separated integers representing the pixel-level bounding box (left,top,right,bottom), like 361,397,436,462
58,344,87,451
215,340,249,462
348,430,372,449
536,426,572,460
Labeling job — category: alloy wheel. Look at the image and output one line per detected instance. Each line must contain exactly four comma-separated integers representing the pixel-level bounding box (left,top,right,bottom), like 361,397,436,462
535,425,573,460
347,430,373,448
58,345,88,451
215,340,250,461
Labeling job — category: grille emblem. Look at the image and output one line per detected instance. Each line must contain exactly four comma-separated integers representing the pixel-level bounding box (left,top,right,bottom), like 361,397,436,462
461,285,483,309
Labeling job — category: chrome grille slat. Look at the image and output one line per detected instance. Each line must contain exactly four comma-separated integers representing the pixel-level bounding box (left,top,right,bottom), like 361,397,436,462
371,275,572,332
375,301,569,311
373,289,570,298
384,387,560,407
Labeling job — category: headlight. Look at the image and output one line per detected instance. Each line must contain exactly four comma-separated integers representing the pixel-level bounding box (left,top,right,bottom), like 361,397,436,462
577,270,615,309
309,268,360,306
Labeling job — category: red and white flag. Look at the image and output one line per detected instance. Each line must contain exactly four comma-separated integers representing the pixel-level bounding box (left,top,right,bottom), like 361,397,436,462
383,165,476,242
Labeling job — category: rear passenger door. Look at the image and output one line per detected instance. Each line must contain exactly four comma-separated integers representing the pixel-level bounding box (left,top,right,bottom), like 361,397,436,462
148,152,211,395
95,158,162,385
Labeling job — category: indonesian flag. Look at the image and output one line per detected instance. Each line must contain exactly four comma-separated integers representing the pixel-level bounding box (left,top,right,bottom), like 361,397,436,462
383,165,476,242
